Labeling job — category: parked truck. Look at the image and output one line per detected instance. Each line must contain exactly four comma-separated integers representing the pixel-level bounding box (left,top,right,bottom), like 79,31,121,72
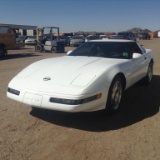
0,26,24,57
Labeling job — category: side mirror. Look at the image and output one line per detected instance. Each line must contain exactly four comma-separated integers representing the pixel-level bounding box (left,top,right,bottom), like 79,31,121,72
132,53,142,59
67,50,72,55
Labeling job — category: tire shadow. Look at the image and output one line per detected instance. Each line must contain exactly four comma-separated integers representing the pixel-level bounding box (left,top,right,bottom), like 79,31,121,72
30,75,160,132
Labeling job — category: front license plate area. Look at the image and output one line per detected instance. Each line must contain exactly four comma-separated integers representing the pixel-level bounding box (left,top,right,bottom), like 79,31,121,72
23,92,42,106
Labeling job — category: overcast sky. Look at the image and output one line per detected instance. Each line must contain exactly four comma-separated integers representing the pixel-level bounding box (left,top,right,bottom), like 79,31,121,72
0,0,160,33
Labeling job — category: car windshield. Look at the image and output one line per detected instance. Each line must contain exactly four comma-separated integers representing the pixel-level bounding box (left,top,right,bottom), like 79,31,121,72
68,42,138,59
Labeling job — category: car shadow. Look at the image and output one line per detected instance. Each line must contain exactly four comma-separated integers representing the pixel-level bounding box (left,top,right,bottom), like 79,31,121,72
30,75,160,132
11,47,34,50
41,50,67,54
0,53,41,60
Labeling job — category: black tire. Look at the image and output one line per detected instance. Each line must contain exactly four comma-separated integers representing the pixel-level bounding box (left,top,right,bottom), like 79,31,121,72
35,45,43,52
0,47,5,57
105,76,123,114
143,62,153,85
51,47,56,53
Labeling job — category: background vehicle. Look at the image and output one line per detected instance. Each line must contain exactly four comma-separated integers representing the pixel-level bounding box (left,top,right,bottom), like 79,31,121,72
138,33,151,40
85,35,100,42
116,32,136,41
58,36,70,46
35,27,65,53
70,35,84,47
109,35,124,39
99,35,108,39
66,36,72,46
24,36,37,45
0,26,24,57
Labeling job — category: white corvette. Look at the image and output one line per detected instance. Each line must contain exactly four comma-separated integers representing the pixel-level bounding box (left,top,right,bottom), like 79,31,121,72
7,39,154,114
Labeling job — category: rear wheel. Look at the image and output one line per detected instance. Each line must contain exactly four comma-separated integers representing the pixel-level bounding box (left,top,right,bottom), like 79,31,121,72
105,76,123,114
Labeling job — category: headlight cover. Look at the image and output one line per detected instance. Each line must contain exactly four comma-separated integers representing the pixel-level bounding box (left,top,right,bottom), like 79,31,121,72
50,93,102,105
8,88,20,96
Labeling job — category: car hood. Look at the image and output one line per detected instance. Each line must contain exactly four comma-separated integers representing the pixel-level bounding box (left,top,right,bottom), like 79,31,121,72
9,56,128,94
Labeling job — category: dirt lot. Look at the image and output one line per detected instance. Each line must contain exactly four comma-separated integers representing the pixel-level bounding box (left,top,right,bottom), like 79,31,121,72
0,39,160,160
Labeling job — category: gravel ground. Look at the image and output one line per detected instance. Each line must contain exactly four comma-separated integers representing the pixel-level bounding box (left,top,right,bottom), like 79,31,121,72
0,39,160,160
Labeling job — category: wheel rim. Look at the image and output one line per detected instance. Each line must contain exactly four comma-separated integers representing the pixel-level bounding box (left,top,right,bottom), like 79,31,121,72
148,65,153,82
111,81,122,110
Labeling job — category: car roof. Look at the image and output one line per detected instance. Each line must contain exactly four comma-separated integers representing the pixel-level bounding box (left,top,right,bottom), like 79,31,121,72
89,39,135,42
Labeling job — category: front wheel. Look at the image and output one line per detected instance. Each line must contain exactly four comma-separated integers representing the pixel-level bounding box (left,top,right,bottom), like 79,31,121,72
143,62,153,85
35,45,43,52
105,76,123,114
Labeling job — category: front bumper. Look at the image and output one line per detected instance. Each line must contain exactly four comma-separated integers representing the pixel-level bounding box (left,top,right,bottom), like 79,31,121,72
7,87,108,112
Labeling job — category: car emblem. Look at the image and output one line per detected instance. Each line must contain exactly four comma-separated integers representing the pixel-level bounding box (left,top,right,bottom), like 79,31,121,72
43,76,51,81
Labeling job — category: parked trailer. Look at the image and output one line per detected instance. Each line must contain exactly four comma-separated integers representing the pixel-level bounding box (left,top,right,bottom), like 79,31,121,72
0,27,24,57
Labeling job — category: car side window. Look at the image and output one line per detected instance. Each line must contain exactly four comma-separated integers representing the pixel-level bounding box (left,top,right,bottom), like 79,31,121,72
130,43,143,54
138,44,146,53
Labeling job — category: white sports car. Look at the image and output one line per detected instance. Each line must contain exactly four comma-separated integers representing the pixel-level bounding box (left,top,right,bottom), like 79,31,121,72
7,39,154,114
